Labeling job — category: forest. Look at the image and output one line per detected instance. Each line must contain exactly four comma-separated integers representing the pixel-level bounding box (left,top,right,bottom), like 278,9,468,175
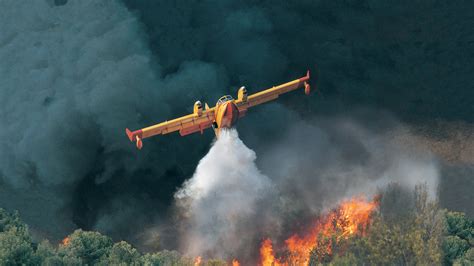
0,185,472,265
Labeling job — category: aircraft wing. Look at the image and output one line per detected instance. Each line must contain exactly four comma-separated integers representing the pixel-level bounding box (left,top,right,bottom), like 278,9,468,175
235,70,311,112
126,107,215,149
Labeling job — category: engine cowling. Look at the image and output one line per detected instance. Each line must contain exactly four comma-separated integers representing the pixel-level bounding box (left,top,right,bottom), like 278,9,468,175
194,101,203,116
237,86,248,102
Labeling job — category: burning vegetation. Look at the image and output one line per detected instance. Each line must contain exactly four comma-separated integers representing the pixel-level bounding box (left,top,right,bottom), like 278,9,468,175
61,236,70,246
0,185,473,265
260,197,378,266
165,186,473,265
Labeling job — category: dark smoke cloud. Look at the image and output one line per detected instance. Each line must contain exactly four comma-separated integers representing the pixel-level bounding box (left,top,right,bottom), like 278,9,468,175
0,0,473,256
0,0,224,241
124,0,474,121
122,0,474,219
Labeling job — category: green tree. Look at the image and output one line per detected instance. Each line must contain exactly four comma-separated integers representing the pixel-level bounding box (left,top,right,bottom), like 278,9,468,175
34,239,82,265
445,212,474,241
362,184,444,265
329,252,359,266
365,218,406,265
35,240,62,265
0,209,25,233
142,250,193,266
98,241,141,265
453,247,474,265
408,184,444,265
443,211,474,265
203,259,227,266
58,229,113,265
0,209,36,265
0,226,36,265
443,236,470,265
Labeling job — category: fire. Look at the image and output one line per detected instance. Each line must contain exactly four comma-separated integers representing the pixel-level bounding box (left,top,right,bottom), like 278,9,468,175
260,196,377,265
194,256,202,266
192,197,376,265
61,236,70,246
260,239,285,266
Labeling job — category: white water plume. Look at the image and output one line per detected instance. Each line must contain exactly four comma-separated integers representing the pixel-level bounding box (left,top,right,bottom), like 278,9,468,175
175,129,274,259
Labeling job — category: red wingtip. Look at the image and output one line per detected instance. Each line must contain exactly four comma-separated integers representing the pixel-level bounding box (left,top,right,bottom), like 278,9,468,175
126,128,134,142
126,128,144,149
300,69,310,82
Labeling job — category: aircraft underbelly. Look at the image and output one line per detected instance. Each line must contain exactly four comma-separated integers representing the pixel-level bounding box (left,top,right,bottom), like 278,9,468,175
217,101,239,129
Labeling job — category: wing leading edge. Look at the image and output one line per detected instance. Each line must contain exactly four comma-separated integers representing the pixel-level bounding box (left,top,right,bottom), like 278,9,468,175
126,107,215,149
235,70,310,112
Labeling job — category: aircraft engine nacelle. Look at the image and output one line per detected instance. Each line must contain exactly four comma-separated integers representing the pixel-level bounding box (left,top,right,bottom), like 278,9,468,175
194,101,203,116
237,86,248,102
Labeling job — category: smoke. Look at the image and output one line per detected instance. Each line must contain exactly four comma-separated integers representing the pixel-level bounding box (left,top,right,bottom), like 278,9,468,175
0,0,473,254
175,129,274,259
259,117,440,210
173,119,439,261
0,0,224,240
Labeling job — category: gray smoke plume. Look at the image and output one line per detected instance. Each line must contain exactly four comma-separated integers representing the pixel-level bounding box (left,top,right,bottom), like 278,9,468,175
173,119,439,262
259,116,440,210
0,0,224,240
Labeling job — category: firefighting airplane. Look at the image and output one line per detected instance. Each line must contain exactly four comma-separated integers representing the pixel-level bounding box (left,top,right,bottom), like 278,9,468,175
126,70,312,149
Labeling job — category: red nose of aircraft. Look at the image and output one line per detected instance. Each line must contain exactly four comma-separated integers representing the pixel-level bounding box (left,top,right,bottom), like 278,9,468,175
219,101,240,128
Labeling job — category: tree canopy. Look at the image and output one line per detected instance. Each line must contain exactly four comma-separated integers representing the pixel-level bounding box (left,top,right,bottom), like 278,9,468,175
0,185,473,265
308,185,474,266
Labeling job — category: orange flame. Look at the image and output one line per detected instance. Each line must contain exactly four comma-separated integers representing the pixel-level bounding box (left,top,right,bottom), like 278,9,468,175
194,256,202,266
259,196,377,265
61,236,70,246
232,259,240,266
260,238,285,266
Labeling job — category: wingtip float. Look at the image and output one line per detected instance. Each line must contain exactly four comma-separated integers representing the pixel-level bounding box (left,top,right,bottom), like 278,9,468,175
126,70,313,150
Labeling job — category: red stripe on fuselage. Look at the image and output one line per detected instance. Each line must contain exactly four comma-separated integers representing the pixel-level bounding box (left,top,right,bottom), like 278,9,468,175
221,102,239,128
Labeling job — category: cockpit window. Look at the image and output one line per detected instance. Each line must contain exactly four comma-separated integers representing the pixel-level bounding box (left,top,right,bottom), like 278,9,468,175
217,95,234,105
